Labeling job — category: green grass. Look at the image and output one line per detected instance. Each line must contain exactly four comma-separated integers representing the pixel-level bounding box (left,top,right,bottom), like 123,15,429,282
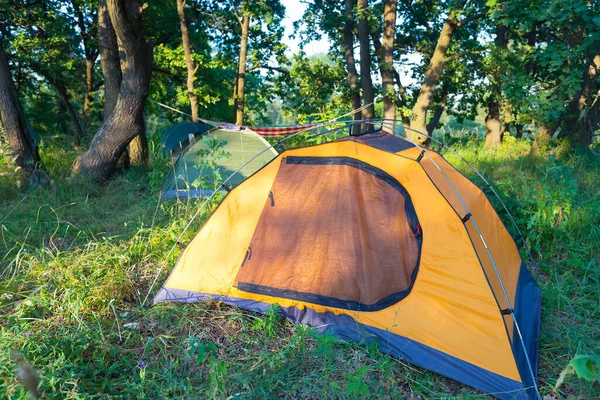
1,133,599,398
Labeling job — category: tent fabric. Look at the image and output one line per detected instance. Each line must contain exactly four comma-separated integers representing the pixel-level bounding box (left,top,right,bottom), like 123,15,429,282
161,122,211,155
154,130,541,399
162,127,278,198
247,124,318,137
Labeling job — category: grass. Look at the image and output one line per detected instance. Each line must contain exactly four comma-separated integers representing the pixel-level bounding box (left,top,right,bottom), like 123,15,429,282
1,132,599,399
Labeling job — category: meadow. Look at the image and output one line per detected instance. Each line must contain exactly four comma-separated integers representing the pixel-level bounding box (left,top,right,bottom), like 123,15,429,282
1,133,599,399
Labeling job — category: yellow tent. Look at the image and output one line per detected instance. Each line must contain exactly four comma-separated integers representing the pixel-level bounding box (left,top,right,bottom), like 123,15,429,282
155,130,541,399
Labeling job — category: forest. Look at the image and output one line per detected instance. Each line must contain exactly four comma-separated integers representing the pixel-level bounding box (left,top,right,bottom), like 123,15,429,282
1,0,599,398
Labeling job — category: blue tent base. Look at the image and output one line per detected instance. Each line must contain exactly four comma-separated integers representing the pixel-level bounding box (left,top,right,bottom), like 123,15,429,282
162,189,217,199
155,288,533,399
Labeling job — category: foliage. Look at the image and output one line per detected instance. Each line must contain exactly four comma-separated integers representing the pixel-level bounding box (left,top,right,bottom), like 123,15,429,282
555,355,600,390
274,52,348,123
191,136,232,191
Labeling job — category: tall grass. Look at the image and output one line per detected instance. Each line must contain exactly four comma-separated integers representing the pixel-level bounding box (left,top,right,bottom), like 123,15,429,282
1,133,598,398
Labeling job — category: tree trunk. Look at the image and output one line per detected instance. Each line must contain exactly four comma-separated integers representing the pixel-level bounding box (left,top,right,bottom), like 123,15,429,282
83,55,97,123
73,0,153,180
129,131,148,165
52,79,85,145
410,13,458,144
0,42,41,176
234,14,250,126
485,95,502,148
564,53,599,146
343,0,362,135
357,0,375,124
529,122,556,157
380,0,397,132
501,105,512,137
515,123,523,139
176,0,199,122
392,68,410,125
98,0,122,121
426,88,447,135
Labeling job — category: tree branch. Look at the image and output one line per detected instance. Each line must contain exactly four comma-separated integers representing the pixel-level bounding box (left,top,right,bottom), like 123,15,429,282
443,49,484,63
246,64,289,74
456,12,485,27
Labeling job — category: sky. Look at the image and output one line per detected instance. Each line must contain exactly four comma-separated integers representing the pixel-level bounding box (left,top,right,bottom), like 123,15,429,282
280,0,330,56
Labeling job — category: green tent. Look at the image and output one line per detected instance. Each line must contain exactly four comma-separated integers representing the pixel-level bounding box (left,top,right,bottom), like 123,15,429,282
161,122,211,155
162,127,278,198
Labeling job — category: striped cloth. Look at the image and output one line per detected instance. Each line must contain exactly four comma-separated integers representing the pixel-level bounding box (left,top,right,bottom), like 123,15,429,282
247,124,318,137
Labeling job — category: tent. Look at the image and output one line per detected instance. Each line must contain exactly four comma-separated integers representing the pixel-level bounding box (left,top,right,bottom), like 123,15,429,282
162,127,278,198
161,121,211,155
154,130,541,399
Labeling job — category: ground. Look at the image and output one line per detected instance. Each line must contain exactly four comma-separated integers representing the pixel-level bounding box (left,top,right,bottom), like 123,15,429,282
0,133,599,399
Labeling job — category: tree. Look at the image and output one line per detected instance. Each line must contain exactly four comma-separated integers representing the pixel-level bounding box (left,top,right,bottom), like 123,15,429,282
380,0,397,130
98,0,121,120
176,0,199,121
498,0,600,152
73,0,153,180
485,25,507,149
70,0,99,123
1,0,87,144
274,53,347,123
357,0,375,122
409,2,485,145
0,40,41,177
342,0,361,133
234,12,250,125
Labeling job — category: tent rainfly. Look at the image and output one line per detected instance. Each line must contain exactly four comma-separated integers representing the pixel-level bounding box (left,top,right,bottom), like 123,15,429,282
161,121,211,156
155,130,541,399
162,127,277,198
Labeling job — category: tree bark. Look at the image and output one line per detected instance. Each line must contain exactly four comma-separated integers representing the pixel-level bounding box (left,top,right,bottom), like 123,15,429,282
485,95,501,148
486,25,507,149
380,0,397,132
409,12,458,144
501,105,512,137
0,42,41,176
73,0,153,180
392,68,410,125
564,53,599,146
176,0,199,122
234,14,250,126
426,88,447,135
98,0,122,121
128,130,148,165
529,122,556,157
357,0,375,123
83,55,97,121
32,65,85,145
343,0,362,134
52,78,85,145
71,0,100,124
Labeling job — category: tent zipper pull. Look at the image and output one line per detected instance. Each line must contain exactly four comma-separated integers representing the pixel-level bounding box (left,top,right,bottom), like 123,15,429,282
269,191,275,206
414,224,422,239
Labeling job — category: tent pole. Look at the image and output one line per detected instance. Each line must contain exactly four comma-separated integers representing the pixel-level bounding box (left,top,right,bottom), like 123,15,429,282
379,120,541,399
